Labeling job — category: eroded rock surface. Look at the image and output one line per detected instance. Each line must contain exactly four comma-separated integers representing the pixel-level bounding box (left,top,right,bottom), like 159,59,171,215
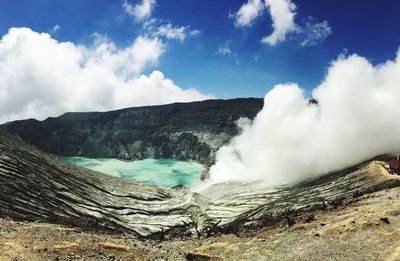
3,98,264,166
2,186,400,260
202,161,400,233
1,127,400,240
0,128,201,238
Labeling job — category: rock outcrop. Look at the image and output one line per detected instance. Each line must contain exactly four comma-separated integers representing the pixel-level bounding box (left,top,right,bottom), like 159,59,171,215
1,127,400,239
3,98,264,166
201,160,400,233
0,128,203,238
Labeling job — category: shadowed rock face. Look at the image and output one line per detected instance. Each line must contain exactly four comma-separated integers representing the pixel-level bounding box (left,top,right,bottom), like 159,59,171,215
3,98,264,166
1,127,400,239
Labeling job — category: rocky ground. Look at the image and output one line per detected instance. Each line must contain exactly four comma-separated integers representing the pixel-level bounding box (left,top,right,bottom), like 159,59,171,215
2,126,400,260
1,184,400,261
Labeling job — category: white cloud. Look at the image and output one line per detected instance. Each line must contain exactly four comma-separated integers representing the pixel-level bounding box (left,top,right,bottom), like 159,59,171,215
217,42,240,65
218,46,232,56
154,24,187,42
234,0,330,46
89,33,164,78
123,1,199,43
190,29,201,36
298,18,332,47
49,24,61,35
261,0,297,45
123,0,156,22
146,22,200,42
234,0,265,27
200,49,400,189
0,27,212,123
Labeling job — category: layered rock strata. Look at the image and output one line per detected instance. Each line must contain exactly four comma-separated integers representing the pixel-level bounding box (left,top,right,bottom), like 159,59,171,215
1,127,399,238
3,98,264,166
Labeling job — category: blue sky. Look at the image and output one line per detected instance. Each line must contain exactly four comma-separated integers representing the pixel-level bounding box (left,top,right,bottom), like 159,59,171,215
1,0,400,98
0,0,400,122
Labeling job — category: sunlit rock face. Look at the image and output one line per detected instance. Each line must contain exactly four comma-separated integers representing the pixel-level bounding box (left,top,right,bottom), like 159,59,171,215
61,157,203,189
1,127,400,239
3,98,263,167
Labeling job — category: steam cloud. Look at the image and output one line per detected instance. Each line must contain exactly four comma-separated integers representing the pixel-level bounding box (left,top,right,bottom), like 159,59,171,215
205,49,400,188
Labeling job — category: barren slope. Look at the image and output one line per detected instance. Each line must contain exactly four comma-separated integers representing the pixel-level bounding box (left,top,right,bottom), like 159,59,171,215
1,186,400,260
1,126,400,244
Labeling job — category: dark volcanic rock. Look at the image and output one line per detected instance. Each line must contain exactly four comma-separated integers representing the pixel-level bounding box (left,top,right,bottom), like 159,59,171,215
3,98,264,166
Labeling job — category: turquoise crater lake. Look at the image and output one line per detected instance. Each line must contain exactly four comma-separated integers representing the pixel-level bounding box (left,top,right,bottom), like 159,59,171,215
60,157,203,189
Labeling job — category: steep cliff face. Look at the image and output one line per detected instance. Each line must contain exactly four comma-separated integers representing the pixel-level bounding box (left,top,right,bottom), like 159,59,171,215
3,98,264,166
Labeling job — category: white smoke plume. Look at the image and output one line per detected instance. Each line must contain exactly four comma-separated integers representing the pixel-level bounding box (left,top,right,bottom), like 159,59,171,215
204,49,400,188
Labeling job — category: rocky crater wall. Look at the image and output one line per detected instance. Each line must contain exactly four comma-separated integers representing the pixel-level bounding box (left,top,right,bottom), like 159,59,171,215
1,127,399,239
3,98,264,166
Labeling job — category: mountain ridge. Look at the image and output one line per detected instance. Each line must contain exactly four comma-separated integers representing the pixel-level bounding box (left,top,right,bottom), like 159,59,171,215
3,98,264,167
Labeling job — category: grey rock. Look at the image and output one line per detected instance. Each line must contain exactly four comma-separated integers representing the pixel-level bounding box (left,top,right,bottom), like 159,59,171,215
0,128,201,238
3,98,264,168
1,127,400,239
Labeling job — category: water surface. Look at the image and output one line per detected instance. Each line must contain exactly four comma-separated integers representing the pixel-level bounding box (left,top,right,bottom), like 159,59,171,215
61,157,203,189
